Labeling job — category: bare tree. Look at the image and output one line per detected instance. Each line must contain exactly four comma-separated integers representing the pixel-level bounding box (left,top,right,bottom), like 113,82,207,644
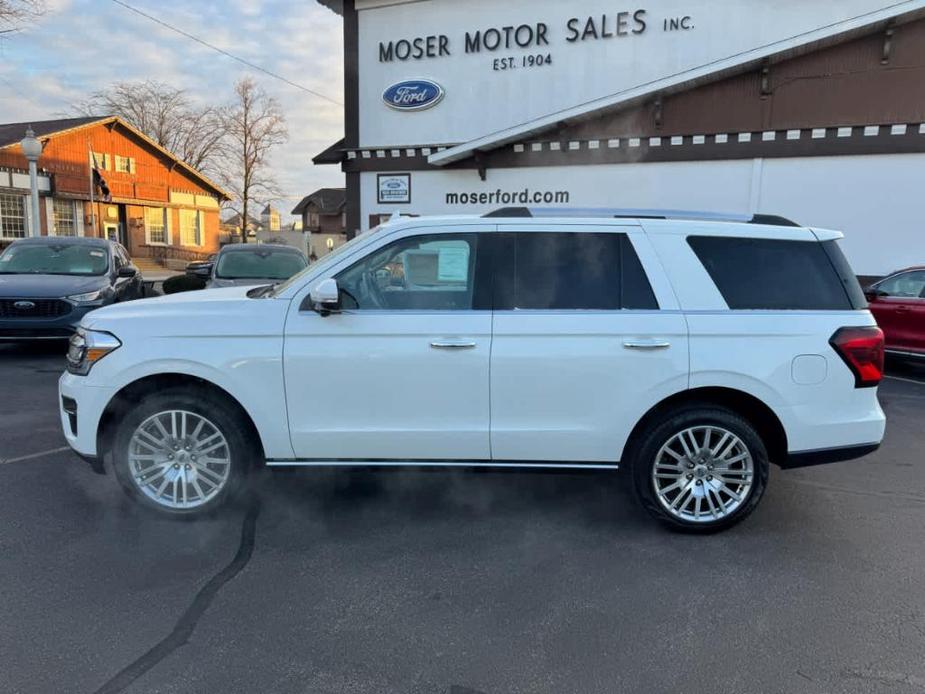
219,77,288,243
73,80,225,175
0,0,44,34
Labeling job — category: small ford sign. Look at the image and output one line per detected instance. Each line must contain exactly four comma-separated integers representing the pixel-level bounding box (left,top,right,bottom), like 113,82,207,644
382,79,444,111
13,301,36,310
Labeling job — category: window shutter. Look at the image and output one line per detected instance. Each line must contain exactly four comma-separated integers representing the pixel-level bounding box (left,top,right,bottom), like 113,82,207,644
45,198,55,235
198,210,205,246
76,202,85,237
22,196,32,237
165,208,174,244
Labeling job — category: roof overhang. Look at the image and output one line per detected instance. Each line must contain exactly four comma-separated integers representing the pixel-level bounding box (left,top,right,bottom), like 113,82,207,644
429,1,925,166
316,0,343,15
313,138,346,165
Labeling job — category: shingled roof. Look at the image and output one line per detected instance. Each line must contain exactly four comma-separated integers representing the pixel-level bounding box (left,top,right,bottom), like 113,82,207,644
0,116,104,149
292,188,346,216
0,115,230,199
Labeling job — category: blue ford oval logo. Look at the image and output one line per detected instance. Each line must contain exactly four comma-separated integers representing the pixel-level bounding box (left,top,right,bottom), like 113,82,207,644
13,301,35,310
382,79,445,111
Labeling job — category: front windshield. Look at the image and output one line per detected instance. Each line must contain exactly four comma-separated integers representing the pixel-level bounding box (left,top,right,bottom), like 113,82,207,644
271,229,374,295
215,249,307,280
0,244,109,276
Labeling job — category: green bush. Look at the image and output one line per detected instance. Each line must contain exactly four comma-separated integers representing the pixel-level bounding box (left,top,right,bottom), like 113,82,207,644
162,274,207,295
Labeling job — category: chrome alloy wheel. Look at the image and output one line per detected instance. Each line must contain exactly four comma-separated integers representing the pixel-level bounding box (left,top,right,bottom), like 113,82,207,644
128,410,232,510
651,425,754,523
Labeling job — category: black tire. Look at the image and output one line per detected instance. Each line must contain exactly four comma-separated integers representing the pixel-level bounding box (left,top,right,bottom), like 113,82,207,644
628,406,769,533
111,387,257,518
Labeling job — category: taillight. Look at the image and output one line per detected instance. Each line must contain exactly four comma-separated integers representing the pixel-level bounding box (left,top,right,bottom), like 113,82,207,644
830,326,884,388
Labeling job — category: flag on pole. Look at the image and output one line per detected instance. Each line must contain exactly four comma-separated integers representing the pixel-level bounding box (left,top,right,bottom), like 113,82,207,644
90,151,111,203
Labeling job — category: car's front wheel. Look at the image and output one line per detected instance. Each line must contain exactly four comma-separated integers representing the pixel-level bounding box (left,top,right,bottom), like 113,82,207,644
111,388,254,517
630,407,769,532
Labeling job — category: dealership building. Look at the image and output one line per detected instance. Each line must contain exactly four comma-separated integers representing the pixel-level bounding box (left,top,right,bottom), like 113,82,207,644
315,0,925,275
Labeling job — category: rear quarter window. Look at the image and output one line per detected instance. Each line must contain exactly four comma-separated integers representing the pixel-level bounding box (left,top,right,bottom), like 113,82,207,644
687,236,865,310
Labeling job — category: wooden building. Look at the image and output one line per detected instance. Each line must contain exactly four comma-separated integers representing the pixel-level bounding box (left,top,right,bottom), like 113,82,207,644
0,116,229,265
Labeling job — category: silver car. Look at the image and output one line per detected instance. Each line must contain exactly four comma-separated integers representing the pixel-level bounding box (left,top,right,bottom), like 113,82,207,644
206,244,308,288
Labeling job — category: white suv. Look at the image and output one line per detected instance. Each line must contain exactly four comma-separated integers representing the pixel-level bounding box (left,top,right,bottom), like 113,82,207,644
59,209,886,531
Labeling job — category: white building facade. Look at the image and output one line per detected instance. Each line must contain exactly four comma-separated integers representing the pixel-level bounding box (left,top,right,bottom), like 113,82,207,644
316,0,925,276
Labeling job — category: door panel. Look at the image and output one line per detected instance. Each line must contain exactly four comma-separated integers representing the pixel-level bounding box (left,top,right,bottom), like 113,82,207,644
870,271,925,352
869,297,900,350
489,227,688,463
284,311,491,460
909,299,925,353
283,228,494,461
491,312,688,462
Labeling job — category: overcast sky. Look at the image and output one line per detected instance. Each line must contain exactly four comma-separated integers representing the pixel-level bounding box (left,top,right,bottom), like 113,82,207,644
0,0,345,220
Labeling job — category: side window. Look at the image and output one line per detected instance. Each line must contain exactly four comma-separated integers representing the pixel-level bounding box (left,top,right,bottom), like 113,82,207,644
335,233,480,311
877,271,925,298
688,236,858,310
111,246,124,271
496,232,658,310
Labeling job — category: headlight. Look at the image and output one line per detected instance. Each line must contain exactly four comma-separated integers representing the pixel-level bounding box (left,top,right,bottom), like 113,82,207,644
67,289,107,305
67,328,121,376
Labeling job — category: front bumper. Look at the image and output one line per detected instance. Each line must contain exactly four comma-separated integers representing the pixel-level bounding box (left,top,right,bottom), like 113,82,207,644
58,371,116,466
0,305,97,340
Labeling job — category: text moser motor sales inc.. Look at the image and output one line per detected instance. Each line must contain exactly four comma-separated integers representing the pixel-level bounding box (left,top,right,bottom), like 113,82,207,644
377,10,693,62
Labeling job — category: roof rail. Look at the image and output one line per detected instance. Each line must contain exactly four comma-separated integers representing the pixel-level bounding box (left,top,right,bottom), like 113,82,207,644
482,207,800,227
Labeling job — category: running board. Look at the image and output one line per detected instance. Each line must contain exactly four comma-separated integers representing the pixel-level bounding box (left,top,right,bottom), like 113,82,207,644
266,459,620,470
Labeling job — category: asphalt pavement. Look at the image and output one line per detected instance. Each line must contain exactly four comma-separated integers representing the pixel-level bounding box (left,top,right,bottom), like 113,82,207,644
1,344,924,694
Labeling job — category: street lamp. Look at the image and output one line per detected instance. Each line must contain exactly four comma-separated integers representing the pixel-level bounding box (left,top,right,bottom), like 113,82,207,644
20,127,43,238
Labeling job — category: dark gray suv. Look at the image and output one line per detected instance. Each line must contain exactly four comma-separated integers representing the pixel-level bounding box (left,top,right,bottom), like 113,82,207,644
205,243,308,288
0,237,143,340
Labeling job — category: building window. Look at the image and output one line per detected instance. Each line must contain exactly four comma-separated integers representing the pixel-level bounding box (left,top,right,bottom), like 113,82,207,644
145,207,168,245
308,212,319,228
115,156,136,174
90,152,110,170
52,199,78,236
0,194,27,239
180,209,201,246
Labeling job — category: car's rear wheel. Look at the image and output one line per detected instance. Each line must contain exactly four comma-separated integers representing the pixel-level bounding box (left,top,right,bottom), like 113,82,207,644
630,407,769,532
111,388,254,517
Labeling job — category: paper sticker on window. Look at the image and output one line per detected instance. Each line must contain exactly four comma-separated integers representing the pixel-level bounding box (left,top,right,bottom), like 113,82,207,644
90,250,105,257
437,246,469,282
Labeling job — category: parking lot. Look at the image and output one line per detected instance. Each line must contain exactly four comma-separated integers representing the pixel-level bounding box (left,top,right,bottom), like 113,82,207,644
1,344,923,694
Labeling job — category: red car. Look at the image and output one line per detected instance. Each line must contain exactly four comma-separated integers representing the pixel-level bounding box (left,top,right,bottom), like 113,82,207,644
866,267,925,358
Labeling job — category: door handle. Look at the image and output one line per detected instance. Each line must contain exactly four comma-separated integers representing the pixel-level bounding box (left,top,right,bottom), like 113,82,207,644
623,340,671,350
430,340,477,350
895,306,909,313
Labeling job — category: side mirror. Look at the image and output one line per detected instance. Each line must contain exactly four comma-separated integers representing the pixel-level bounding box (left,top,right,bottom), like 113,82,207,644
308,278,341,315
864,287,887,300
117,266,137,278
192,265,213,279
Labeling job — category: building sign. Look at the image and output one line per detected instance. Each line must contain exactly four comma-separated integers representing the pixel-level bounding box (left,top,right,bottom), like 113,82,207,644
378,173,412,204
378,10,695,71
382,79,445,111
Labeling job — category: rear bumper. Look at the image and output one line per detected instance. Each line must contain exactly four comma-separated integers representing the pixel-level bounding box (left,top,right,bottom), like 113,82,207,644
781,442,881,469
